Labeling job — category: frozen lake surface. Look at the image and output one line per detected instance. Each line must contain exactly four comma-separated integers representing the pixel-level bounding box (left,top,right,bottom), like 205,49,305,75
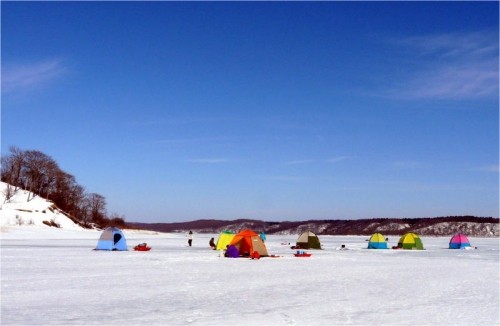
1,227,499,325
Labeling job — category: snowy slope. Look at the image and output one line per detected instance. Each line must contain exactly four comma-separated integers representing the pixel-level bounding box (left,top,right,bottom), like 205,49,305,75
0,181,83,230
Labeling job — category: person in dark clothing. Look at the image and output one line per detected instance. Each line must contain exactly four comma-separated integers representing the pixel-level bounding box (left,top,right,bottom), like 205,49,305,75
209,237,216,249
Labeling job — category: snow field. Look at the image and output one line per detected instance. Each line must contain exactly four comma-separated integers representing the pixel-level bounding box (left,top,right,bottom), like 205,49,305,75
1,229,499,325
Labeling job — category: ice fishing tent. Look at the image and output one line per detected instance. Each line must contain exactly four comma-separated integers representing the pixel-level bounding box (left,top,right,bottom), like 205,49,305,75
216,230,235,250
229,229,269,257
225,245,239,258
397,232,424,250
95,227,128,251
367,233,388,249
449,233,471,249
296,231,321,249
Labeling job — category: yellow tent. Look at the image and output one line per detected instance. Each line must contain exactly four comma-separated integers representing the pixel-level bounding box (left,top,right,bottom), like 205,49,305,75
216,231,235,250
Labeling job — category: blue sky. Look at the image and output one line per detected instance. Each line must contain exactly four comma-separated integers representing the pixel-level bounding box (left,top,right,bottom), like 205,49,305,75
2,2,498,222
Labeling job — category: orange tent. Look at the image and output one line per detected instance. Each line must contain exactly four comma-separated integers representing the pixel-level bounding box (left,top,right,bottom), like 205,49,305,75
229,229,269,257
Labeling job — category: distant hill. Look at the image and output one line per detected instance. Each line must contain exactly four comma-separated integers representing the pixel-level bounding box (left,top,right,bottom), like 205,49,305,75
3,180,497,237
129,216,499,237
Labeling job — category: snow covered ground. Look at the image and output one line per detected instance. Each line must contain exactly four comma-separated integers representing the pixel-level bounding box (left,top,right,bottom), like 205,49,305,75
1,226,498,326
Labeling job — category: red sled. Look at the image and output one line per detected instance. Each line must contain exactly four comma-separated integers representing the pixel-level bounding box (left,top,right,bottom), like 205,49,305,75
134,243,151,251
294,253,312,257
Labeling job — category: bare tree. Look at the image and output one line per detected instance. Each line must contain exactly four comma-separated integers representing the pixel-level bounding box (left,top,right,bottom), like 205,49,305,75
2,183,15,204
1,146,26,191
1,146,126,228
22,150,59,201
85,193,107,226
108,212,126,228
50,171,85,218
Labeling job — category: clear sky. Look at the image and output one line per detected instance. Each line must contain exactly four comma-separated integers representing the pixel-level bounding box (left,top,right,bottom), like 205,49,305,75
2,2,499,223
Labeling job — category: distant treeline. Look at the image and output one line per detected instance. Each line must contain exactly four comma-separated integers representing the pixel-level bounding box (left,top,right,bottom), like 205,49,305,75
129,216,499,236
1,146,126,228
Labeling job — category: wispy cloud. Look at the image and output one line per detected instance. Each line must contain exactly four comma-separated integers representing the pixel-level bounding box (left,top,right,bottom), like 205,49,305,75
326,156,352,164
285,156,351,166
285,159,317,166
130,117,239,127
2,59,67,93
399,31,497,59
150,137,233,146
260,175,308,182
392,160,428,170
392,61,497,100
187,158,231,164
386,31,498,100
472,165,499,173
377,180,494,192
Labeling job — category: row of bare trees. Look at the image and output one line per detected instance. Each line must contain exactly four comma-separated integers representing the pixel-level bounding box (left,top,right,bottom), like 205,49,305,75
1,147,125,228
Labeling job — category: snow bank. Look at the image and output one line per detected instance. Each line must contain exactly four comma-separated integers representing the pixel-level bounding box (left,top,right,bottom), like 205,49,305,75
0,182,83,230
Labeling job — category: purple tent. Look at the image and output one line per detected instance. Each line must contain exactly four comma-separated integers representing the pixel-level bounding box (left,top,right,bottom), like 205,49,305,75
225,245,239,258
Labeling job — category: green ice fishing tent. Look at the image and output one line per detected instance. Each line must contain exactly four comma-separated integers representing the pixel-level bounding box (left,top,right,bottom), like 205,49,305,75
296,231,322,249
397,232,424,250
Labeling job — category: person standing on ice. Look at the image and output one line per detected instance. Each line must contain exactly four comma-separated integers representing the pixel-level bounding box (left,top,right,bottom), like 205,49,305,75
259,231,266,243
187,230,193,247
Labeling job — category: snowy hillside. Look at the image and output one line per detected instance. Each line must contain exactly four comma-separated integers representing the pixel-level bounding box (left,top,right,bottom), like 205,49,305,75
0,181,83,230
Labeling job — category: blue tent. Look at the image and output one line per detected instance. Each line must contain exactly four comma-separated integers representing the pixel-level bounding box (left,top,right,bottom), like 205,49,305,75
95,227,128,251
